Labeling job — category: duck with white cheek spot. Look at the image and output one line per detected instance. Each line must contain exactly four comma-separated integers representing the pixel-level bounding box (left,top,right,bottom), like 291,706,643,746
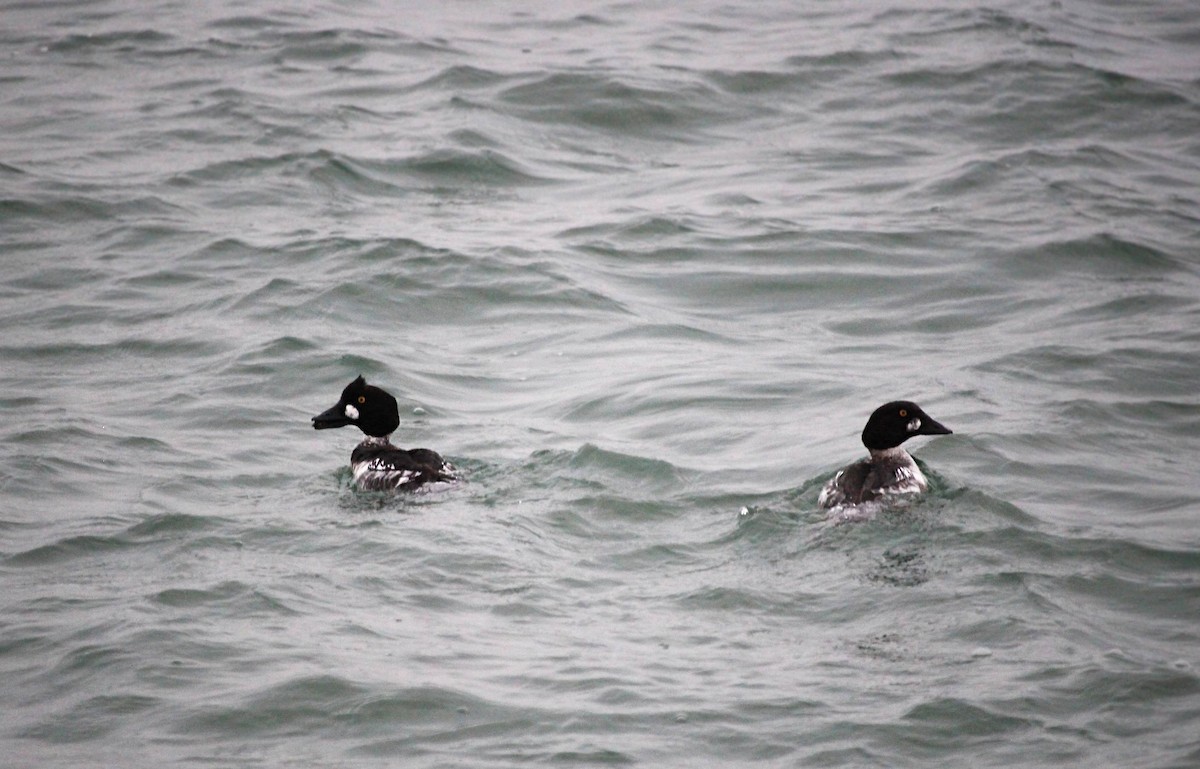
818,401,952,509
312,375,460,492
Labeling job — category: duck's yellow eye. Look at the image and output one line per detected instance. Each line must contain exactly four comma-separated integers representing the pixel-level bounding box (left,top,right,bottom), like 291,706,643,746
357,396,366,404
899,409,907,417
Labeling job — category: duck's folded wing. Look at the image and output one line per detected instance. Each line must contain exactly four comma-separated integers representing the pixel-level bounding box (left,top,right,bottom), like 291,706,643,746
818,459,871,508
407,448,459,479
351,446,446,490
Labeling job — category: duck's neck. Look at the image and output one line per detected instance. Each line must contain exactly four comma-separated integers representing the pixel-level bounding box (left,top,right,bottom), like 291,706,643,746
360,434,393,447
868,446,911,462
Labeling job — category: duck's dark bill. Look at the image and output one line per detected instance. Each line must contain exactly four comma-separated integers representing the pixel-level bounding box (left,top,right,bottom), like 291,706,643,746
920,417,953,436
312,404,352,430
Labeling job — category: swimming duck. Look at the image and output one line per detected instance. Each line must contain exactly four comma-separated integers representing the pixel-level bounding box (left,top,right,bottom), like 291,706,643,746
817,400,952,508
312,375,459,492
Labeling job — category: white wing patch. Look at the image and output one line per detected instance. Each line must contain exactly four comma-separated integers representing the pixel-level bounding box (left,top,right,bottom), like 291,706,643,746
352,458,419,489
817,470,845,508
880,464,927,495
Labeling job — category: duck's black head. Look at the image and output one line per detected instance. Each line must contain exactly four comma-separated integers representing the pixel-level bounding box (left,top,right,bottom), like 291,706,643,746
312,375,400,438
860,400,952,451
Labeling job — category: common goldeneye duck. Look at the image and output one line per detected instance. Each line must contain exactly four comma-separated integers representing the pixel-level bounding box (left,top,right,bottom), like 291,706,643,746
817,400,952,509
312,375,459,492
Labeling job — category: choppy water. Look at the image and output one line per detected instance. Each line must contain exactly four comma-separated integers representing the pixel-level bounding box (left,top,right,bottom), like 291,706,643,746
3,0,1200,766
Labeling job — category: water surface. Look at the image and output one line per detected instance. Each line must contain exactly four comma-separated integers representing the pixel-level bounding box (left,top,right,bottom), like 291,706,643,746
2,1,1199,766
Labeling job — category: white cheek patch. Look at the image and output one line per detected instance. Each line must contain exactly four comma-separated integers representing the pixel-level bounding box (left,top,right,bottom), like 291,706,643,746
344,404,360,420
907,417,921,432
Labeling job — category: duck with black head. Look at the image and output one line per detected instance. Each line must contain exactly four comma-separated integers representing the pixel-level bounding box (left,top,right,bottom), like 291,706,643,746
312,375,460,492
817,401,952,509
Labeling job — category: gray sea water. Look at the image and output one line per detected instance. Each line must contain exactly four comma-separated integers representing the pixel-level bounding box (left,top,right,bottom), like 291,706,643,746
3,0,1200,766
